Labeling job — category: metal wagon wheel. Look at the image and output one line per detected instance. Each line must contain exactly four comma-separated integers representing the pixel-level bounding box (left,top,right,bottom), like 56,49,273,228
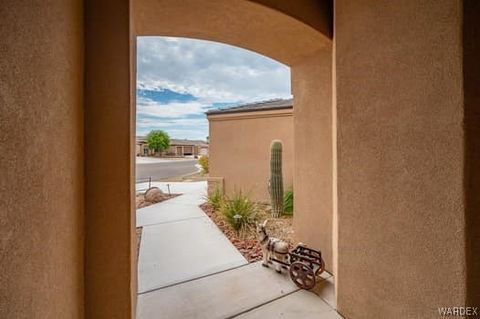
315,258,326,276
289,261,316,290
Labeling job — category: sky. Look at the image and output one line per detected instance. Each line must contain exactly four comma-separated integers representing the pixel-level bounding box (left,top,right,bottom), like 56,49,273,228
136,36,291,140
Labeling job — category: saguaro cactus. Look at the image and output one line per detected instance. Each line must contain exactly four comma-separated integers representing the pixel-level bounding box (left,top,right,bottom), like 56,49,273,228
269,140,284,217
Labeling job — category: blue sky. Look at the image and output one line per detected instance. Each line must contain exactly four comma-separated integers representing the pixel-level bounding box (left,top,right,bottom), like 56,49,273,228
136,37,291,140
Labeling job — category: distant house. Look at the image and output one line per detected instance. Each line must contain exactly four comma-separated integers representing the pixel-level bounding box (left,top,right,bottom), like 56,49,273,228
136,137,208,157
206,98,293,202
166,139,209,156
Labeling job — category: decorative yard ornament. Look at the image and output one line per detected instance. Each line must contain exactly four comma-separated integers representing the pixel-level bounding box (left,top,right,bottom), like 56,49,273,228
257,220,326,290
268,140,284,218
256,220,289,273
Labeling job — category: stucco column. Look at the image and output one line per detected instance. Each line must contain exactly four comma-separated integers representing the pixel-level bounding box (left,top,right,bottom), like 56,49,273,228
335,1,469,318
291,47,333,271
84,0,135,317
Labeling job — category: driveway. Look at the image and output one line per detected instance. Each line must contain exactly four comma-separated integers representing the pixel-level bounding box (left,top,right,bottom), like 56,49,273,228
136,181,340,319
136,157,199,181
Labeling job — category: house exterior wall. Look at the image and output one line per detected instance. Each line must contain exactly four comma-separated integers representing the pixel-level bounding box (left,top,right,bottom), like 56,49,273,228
137,142,154,156
464,1,480,305
133,0,330,66
292,48,333,274
208,109,294,202
166,144,203,156
166,145,178,155
335,1,469,318
84,0,135,318
0,0,84,318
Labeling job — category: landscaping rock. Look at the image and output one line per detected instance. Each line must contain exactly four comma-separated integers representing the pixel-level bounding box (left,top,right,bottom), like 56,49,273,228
144,187,168,203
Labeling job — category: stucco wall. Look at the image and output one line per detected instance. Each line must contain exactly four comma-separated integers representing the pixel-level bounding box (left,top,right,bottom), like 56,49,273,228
133,0,331,66
292,49,333,272
84,0,135,318
208,109,294,202
0,0,84,317
464,0,480,306
335,1,466,318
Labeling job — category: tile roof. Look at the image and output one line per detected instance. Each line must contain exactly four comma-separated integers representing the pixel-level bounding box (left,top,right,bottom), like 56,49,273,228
206,98,293,115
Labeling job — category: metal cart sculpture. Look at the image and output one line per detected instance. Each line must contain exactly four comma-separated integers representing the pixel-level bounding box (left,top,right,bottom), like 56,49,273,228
257,221,326,290
285,245,325,290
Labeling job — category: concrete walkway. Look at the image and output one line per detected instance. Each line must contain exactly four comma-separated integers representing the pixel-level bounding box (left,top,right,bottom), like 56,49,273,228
137,182,247,293
136,181,341,318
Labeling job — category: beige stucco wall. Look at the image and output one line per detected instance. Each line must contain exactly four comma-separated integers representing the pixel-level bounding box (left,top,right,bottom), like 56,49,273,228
84,0,136,318
208,109,294,202
292,49,333,272
133,0,331,66
335,1,467,318
0,0,84,318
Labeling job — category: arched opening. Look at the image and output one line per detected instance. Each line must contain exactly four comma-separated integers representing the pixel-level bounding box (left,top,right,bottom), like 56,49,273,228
132,0,335,317
135,34,293,286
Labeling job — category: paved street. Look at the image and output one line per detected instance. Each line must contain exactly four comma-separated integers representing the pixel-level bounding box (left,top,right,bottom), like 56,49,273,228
136,157,199,181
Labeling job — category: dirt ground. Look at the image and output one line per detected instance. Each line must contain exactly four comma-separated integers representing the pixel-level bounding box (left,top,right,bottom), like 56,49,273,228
200,203,294,262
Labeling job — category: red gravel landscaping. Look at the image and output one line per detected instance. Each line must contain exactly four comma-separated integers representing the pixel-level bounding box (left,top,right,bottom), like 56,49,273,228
200,203,294,263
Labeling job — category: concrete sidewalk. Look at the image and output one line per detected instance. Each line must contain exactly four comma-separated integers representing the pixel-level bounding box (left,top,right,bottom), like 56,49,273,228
138,262,340,319
137,182,247,293
136,181,340,319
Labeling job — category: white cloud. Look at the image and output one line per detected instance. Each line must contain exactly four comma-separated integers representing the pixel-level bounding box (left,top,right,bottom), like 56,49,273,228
137,97,208,118
136,36,291,140
136,37,291,103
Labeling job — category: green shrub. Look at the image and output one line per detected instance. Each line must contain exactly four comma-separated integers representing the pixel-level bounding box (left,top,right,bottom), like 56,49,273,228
283,190,293,215
207,187,224,211
220,191,257,232
199,155,209,173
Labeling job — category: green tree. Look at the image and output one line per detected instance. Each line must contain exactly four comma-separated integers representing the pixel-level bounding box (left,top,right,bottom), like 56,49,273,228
146,130,170,156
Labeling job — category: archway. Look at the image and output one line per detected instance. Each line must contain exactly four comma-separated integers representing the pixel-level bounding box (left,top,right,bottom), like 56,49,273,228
133,0,335,309
133,0,335,275
85,0,334,317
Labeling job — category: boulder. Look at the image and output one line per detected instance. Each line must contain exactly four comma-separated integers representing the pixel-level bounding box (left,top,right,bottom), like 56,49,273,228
144,187,167,203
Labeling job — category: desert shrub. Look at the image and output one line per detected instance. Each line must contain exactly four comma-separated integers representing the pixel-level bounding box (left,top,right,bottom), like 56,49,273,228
207,187,224,211
221,191,257,233
199,155,209,173
283,190,293,215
